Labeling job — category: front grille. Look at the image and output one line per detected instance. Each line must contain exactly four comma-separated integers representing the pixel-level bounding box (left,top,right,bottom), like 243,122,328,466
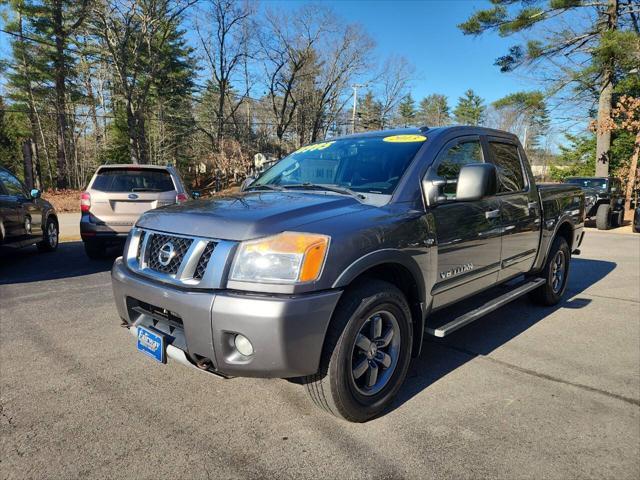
136,231,146,261
194,242,216,279
145,233,193,275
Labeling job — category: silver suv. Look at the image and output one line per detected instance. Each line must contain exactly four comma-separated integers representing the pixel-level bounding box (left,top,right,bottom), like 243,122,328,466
81,164,189,258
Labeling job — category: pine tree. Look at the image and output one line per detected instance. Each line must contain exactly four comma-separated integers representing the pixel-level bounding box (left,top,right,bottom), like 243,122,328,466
418,94,450,126
397,94,416,126
13,0,91,188
453,90,486,126
492,91,549,149
94,0,194,165
357,90,382,131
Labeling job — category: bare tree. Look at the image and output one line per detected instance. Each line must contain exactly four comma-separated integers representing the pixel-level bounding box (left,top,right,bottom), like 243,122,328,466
374,56,414,128
194,0,254,149
259,5,331,153
307,23,374,141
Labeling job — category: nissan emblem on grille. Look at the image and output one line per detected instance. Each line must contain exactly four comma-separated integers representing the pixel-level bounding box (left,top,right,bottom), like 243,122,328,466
158,242,176,266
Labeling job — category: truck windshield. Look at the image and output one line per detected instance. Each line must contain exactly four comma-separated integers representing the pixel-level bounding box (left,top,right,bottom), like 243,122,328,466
564,178,608,191
252,134,427,195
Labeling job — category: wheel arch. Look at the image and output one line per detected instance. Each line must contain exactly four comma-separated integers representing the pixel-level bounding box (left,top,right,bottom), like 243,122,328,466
555,220,574,250
333,250,427,357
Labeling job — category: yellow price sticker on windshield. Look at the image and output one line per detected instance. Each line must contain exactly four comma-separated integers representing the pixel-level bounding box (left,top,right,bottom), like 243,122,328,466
382,134,427,143
295,141,335,154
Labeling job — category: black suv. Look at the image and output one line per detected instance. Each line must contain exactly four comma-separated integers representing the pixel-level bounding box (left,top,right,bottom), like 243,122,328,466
0,167,59,253
563,176,624,230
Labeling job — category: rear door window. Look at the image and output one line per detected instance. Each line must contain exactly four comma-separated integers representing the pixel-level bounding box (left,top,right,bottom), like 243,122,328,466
488,142,525,193
91,168,175,192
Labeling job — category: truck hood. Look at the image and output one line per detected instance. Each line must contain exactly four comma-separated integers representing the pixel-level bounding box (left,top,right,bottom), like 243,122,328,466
136,191,373,241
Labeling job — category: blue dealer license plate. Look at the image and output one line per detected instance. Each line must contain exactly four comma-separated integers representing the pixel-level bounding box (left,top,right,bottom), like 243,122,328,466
137,326,166,363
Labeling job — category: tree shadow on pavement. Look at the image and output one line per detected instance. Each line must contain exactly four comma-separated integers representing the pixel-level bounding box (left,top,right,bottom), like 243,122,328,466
0,241,122,284
389,257,616,415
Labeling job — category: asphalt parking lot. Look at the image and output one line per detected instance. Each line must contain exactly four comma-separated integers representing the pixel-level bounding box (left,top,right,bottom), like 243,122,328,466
1,231,639,479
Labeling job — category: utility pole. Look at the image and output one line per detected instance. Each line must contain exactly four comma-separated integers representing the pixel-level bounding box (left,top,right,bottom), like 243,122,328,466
351,83,368,134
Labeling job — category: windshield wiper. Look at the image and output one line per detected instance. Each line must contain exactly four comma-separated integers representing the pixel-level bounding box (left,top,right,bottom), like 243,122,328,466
245,184,284,192
282,183,366,200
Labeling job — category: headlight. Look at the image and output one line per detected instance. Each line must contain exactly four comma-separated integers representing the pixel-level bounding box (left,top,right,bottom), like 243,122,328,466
230,232,330,284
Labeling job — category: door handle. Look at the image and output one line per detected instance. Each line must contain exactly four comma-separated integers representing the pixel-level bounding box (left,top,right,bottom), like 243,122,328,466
485,209,500,219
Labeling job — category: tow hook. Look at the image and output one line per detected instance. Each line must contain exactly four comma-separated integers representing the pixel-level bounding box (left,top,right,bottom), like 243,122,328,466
195,357,213,370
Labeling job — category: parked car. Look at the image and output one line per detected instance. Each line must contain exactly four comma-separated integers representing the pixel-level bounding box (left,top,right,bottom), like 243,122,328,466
633,206,640,233
0,167,58,253
111,126,585,422
563,176,624,230
81,164,191,259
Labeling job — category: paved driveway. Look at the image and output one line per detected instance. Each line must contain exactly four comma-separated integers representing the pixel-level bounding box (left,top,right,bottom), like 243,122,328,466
0,231,638,479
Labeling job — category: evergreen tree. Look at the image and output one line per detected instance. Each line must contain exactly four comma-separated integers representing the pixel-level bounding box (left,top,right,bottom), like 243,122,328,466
357,90,382,131
397,94,416,126
492,91,549,149
0,96,29,176
94,0,193,165
11,0,91,188
453,89,486,126
418,94,450,126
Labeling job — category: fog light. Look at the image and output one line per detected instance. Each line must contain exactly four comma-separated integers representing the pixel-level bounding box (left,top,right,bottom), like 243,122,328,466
234,334,254,356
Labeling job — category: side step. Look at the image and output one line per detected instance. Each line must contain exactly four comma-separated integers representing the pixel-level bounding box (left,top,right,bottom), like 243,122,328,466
426,278,546,338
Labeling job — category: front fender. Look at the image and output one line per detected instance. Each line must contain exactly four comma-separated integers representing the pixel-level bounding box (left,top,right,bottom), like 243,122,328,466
332,248,426,300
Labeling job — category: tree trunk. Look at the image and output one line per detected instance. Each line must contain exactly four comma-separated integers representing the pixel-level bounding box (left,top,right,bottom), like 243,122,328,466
18,10,45,189
126,104,149,164
30,138,42,189
53,0,70,188
624,131,639,221
595,0,619,177
136,111,149,165
22,140,35,191
217,81,226,149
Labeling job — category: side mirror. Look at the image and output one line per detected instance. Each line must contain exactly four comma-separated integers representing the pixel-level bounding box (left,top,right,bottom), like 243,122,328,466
30,189,41,199
191,191,201,199
455,163,497,202
240,176,255,192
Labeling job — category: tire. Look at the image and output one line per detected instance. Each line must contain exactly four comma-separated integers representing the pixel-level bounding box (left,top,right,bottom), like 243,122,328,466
302,279,413,422
530,236,571,306
595,204,611,230
84,240,106,259
37,217,59,252
615,208,624,228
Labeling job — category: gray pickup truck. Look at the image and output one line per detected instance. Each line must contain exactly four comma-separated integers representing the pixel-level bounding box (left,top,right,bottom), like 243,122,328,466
111,126,585,422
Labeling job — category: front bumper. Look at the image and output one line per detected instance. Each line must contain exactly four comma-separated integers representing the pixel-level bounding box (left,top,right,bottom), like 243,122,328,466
111,258,342,378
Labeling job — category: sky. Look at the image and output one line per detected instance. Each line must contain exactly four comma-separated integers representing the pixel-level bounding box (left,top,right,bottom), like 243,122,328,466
0,0,584,147
264,0,535,106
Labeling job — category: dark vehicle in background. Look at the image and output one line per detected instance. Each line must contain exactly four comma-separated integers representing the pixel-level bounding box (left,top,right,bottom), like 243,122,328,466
563,176,624,230
0,167,58,253
81,165,191,259
111,126,585,422
633,206,640,233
